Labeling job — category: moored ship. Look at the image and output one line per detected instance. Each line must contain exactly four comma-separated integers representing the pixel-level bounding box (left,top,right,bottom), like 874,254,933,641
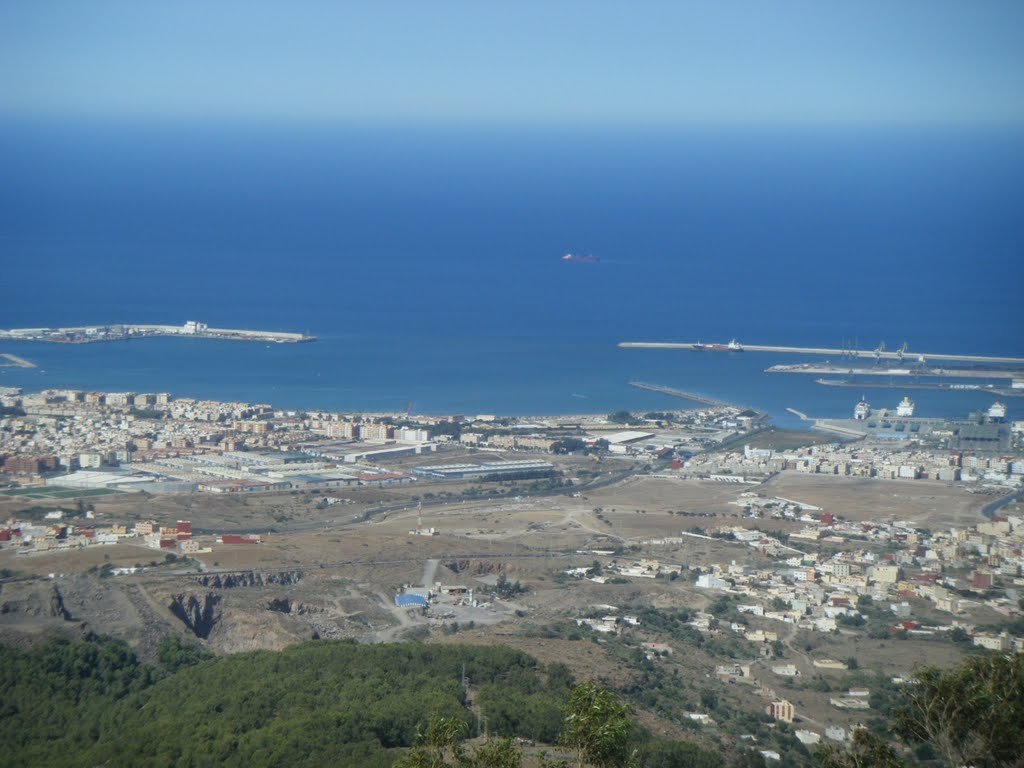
854,398,871,420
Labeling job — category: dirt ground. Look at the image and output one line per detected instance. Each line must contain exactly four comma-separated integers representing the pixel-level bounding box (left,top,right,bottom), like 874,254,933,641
1,468,1009,748
760,473,989,528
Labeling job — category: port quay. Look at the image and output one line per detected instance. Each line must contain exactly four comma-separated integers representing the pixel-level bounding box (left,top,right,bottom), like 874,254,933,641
0,321,315,345
618,341,1024,366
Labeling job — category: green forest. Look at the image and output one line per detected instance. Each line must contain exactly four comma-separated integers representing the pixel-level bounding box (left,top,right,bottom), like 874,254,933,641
0,634,722,768
1,635,1021,768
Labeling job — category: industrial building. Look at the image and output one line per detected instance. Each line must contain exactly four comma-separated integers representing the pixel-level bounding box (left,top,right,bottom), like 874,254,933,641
411,459,555,480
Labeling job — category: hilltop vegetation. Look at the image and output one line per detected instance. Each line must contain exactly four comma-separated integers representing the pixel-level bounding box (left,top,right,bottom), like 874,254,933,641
1,636,564,767
3,632,1019,768
0,635,718,768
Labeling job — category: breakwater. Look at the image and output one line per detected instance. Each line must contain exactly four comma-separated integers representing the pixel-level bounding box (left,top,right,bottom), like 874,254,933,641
618,341,1024,366
628,381,731,408
0,353,36,368
768,364,1018,380
0,322,315,345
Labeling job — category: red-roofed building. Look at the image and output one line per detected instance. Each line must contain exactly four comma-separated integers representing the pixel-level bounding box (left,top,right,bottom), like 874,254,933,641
356,472,413,486
221,534,261,545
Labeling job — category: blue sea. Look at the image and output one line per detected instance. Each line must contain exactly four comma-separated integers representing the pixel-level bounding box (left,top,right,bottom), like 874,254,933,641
2,120,1023,425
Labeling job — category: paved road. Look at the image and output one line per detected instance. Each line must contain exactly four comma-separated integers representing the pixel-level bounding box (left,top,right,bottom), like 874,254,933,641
982,488,1024,519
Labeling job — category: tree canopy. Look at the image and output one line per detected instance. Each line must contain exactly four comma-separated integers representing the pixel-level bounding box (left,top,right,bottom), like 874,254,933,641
561,680,635,768
817,651,1024,768
0,637,567,767
0,635,728,768
892,651,1024,768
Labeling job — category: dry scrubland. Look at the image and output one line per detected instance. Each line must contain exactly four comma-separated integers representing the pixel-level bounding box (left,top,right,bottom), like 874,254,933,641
0,470,1003,748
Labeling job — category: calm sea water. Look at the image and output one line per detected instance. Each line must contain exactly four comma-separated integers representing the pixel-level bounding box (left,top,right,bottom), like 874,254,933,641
2,120,1022,425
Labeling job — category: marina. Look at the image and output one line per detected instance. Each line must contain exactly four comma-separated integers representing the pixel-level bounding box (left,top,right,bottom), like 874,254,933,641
0,321,315,345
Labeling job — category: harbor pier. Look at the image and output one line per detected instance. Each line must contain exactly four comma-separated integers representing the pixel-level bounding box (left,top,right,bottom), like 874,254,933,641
618,341,1024,366
768,364,1021,380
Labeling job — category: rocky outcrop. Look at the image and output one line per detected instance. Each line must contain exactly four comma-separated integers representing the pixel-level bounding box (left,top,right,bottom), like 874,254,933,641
193,571,302,589
168,593,221,638
267,597,292,613
49,585,73,620
445,560,505,576
3,572,390,656
266,598,322,615
206,609,319,653
0,582,74,620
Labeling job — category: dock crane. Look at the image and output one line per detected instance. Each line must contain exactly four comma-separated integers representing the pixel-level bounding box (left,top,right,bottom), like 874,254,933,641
842,337,861,359
873,341,886,361
896,342,909,362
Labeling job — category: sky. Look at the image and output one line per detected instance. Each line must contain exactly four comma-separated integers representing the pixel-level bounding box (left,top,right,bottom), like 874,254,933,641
2,1,1024,126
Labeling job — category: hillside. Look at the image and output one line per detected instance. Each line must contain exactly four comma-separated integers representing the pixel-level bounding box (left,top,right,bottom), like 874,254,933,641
0,634,723,768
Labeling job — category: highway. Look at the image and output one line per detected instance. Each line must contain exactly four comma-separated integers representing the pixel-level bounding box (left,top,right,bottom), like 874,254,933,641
618,341,1024,366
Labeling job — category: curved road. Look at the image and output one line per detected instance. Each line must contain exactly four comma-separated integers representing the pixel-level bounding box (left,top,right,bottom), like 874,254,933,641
981,488,1024,520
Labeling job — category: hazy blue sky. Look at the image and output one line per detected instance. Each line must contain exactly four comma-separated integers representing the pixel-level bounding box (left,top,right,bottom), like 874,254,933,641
3,1,1023,125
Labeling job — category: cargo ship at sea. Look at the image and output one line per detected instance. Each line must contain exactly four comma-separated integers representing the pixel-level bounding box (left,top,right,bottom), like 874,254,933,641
692,339,744,352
